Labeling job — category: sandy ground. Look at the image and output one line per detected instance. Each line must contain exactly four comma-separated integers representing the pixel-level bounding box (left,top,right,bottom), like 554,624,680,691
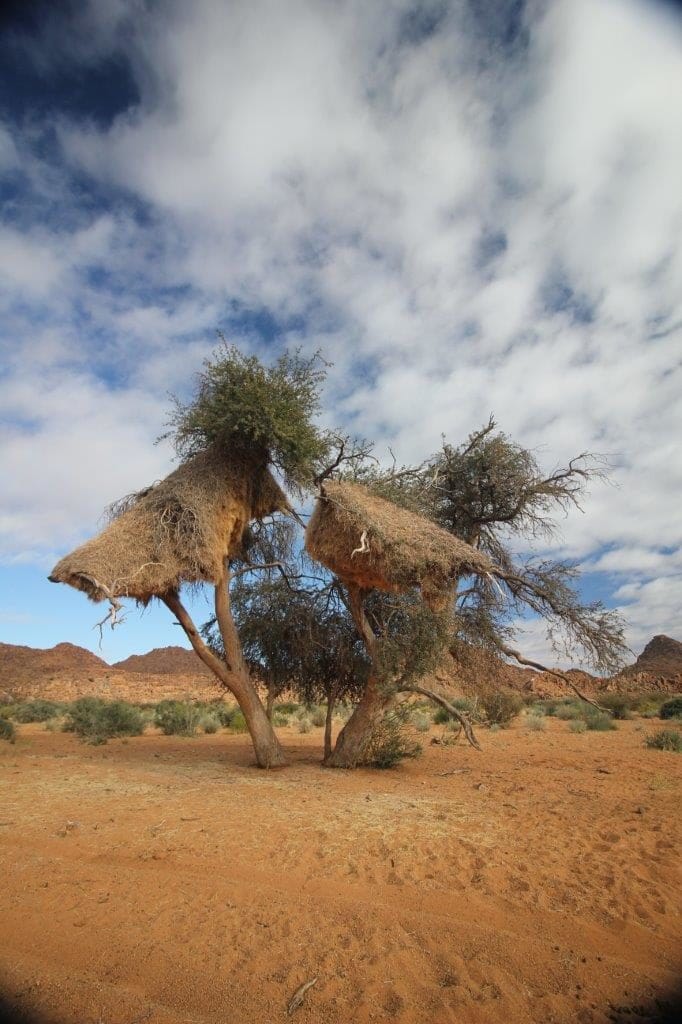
1,718,680,1024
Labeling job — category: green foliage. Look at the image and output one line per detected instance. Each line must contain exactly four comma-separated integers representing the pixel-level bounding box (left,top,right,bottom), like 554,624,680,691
584,710,617,731
153,700,200,737
525,715,545,731
297,715,312,734
598,694,633,719
569,719,587,733
274,702,299,715
210,703,239,728
411,712,431,733
228,710,248,733
310,706,326,728
479,691,523,727
433,698,477,724
645,729,682,752
0,717,16,743
359,705,422,769
659,697,682,720
555,701,585,720
64,698,145,744
198,714,220,734
369,592,451,687
163,343,331,490
8,699,66,723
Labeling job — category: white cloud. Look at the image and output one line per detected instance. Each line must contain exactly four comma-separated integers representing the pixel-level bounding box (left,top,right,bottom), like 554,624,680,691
2,0,681,661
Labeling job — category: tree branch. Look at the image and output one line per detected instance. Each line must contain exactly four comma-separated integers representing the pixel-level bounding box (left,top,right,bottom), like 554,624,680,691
497,643,609,713
397,684,481,750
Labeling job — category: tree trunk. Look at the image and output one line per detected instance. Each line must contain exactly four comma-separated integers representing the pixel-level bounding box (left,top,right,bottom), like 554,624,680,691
324,675,384,768
266,684,276,722
162,588,287,769
323,689,337,762
325,584,387,768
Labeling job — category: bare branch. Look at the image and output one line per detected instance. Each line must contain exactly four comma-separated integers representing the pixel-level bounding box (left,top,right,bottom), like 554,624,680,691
497,643,609,713
397,684,482,750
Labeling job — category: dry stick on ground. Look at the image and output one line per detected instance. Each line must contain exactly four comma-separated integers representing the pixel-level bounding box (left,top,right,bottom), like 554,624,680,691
498,644,609,713
396,684,482,750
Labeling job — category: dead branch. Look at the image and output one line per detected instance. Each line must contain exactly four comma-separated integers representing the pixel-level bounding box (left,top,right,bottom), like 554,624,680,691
397,684,481,750
497,643,609,713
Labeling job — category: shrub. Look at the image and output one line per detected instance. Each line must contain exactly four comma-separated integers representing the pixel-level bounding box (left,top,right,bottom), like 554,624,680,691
310,706,326,728
297,715,312,734
659,697,682,720
480,691,523,728
598,694,633,720
228,710,248,733
555,701,584,721
0,718,16,743
10,699,65,723
525,715,545,731
412,712,431,733
360,705,422,769
272,713,290,727
275,702,299,715
198,714,220,734
211,703,238,727
154,700,200,737
64,698,145,744
569,719,587,733
433,698,476,725
584,711,617,732
645,729,682,752
528,704,546,717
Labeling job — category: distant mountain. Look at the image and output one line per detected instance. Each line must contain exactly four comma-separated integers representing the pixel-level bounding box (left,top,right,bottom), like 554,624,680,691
0,641,108,682
113,646,211,676
628,635,682,678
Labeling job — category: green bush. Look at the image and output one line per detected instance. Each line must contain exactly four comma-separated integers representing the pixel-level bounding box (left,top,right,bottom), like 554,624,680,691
569,719,587,734
412,712,431,733
525,715,545,731
228,710,248,733
297,715,312,734
272,713,290,727
210,703,238,727
659,697,682,720
64,698,145,744
275,702,299,715
153,700,200,737
198,714,220,734
9,699,66,723
360,707,422,769
584,710,617,732
480,691,523,728
598,694,633,720
555,701,584,721
528,704,546,717
0,718,16,743
310,707,326,728
433,698,476,725
645,729,682,752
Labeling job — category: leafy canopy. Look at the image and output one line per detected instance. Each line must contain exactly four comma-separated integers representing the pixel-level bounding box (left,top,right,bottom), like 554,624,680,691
163,341,332,491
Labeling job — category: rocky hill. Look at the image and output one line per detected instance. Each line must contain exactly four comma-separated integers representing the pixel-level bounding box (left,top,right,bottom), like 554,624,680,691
114,646,212,675
630,634,682,677
0,641,220,704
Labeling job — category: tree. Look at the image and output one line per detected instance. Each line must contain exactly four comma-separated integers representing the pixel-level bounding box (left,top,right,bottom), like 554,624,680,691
50,343,334,769
204,569,369,760
320,419,628,766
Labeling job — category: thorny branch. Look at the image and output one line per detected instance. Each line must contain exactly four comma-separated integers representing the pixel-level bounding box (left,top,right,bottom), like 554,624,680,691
497,643,609,713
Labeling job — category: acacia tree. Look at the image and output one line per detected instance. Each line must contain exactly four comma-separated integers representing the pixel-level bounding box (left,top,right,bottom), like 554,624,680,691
204,567,370,759
321,419,628,767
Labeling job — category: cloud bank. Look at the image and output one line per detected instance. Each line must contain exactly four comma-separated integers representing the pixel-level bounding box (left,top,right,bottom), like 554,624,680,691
1,0,680,659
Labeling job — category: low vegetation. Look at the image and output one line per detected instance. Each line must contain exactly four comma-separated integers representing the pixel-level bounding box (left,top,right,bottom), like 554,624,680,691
645,729,682,752
63,698,146,744
0,718,16,743
659,697,682,720
479,691,523,728
359,705,422,769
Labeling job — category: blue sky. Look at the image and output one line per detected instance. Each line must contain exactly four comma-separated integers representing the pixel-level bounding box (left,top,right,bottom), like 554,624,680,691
0,0,680,666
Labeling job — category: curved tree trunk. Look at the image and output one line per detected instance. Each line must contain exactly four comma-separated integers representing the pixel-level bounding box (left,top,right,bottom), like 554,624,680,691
323,674,385,767
162,585,287,769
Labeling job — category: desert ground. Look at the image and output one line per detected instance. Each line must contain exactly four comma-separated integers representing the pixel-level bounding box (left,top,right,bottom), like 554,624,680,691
1,717,680,1024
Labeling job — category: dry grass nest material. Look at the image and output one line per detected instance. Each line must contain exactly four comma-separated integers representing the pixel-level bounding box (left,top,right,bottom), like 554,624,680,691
49,447,290,604
305,480,492,608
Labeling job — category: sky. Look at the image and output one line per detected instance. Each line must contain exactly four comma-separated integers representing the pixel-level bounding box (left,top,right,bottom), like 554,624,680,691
0,0,680,668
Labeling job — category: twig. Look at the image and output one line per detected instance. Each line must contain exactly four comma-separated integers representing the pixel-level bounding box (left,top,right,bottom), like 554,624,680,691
287,977,318,1015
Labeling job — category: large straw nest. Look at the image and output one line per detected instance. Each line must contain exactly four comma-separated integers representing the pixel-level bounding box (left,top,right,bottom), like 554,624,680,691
49,447,290,604
305,480,493,610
